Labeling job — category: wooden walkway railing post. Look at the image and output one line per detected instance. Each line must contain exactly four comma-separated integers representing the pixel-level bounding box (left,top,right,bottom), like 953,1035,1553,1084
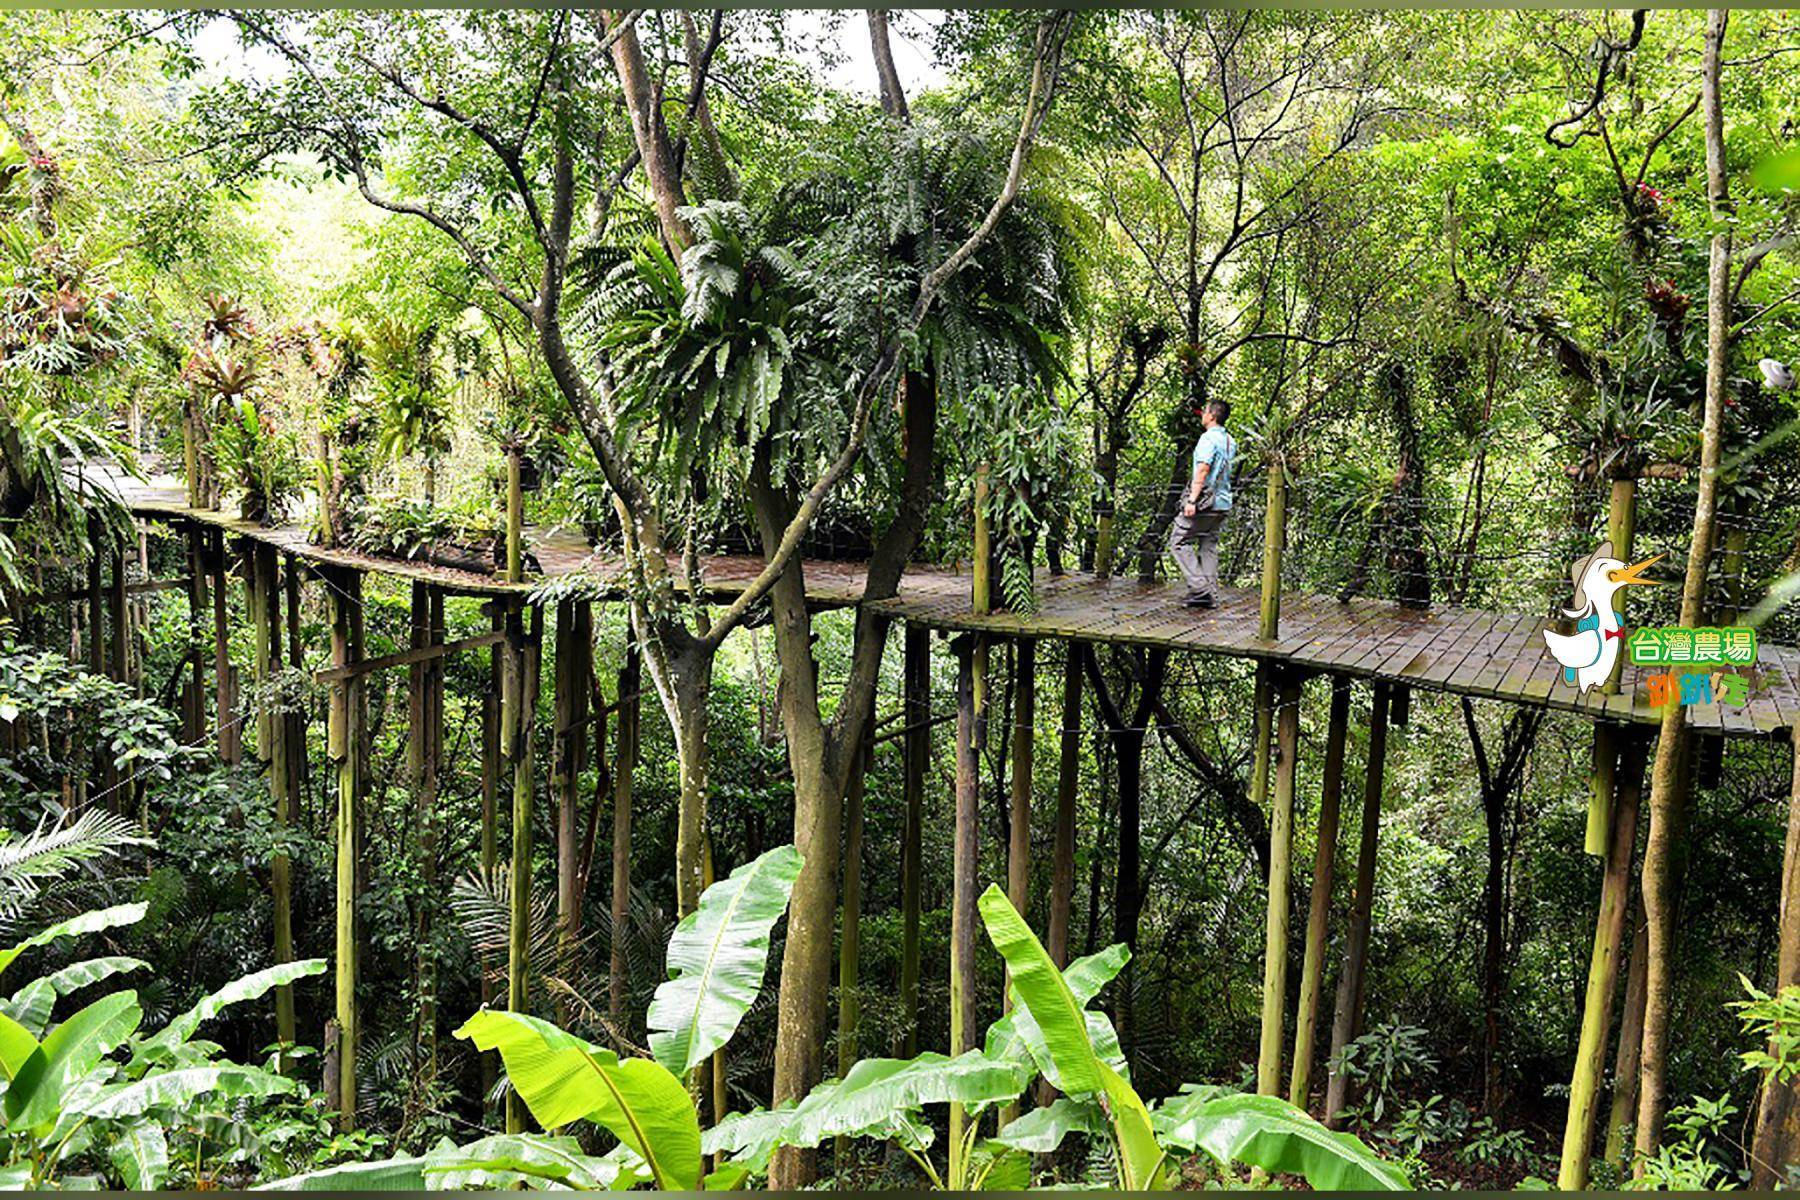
898,624,928,1057
326,565,364,1131
182,525,209,744
1558,729,1647,1188
1325,679,1391,1126
1290,674,1350,1108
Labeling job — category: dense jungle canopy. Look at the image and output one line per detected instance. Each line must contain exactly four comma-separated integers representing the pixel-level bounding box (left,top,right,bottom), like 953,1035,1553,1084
1,6,1799,1192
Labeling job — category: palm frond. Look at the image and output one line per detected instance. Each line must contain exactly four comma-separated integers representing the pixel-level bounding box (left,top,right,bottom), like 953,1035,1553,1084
0,811,147,926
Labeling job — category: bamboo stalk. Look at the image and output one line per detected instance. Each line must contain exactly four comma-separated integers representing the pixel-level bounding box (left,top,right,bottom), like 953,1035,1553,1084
898,624,928,1057
1257,669,1303,1095
1326,681,1390,1126
328,567,363,1131
1559,731,1647,1187
1290,675,1349,1109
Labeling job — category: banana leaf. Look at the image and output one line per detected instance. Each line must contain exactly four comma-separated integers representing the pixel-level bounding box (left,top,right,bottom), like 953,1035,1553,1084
422,1133,646,1191
255,1156,430,1191
6,957,146,1037
108,1119,168,1191
991,1096,1109,1154
0,903,147,979
646,844,801,1075
133,958,326,1066
79,1064,297,1120
977,885,1164,1190
756,1052,1031,1152
454,1009,701,1190
1155,1091,1410,1191
5,990,142,1131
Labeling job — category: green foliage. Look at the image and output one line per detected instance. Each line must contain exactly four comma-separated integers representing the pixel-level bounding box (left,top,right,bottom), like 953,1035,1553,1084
1330,1021,1438,1124
1733,974,1800,1085
645,843,802,1075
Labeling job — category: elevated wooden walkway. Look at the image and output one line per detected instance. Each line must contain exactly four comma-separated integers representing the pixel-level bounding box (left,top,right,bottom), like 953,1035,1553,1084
115,476,1798,741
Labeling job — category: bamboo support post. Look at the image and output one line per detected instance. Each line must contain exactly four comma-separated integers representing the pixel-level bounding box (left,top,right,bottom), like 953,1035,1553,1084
183,526,209,744
505,602,543,1134
1586,478,1638,855
1558,731,1647,1188
1606,918,1649,1165
327,567,364,1131
1259,458,1287,641
610,641,641,1026
553,600,592,1006
1325,680,1391,1126
949,635,980,1154
1290,675,1350,1109
212,531,240,764
834,714,874,1162
898,624,928,1057
108,547,129,686
1256,668,1303,1096
253,544,297,1060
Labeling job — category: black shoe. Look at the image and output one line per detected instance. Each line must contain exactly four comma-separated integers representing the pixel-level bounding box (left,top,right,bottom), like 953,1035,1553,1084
1182,593,1216,609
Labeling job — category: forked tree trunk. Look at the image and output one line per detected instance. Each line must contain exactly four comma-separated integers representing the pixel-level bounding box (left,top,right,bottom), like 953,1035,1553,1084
1635,11,1731,1168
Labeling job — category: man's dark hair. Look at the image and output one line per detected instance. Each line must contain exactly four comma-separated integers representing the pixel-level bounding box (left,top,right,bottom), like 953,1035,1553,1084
1204,398,1231,425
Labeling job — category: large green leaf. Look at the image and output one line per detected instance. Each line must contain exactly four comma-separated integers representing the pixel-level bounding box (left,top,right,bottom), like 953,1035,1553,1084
5,990,141,1130
423,1133,646,1191
108,1118,169,1190
78,1064,297,1120
984,943,1128,1073
991,1096,1109,1154
646,844,801,1075
255,1156,430,1191
0,1010,39,1080
1156,1092,1410,1191
978,886,1105,1094
977,885,1163,1189
754,1052,1031,1152
0,903,147,980
6,957,146,1037
454,1009,701,1190
133,958,326,1065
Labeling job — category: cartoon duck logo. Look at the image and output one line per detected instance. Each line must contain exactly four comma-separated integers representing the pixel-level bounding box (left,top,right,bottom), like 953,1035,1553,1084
1543,540,1663,693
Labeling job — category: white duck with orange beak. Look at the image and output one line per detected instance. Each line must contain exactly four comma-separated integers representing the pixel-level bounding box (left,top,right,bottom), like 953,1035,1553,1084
1543,540,1663,694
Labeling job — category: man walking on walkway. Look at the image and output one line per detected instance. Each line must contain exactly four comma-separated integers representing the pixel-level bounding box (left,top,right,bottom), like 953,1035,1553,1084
1168,398,1236,608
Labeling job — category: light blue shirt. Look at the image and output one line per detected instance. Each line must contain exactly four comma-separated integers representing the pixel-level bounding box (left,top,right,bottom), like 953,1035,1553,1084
1192,426,1236,511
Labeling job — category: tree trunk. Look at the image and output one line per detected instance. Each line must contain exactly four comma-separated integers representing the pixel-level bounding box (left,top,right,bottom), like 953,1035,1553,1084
834,715,873,1164
554,601,592,1012
1635,11,1731,1168
1326,681,1390,1127
1040,642,1084,1108
1750,721,1800,1186
949,637,981,1153
1607,917,1649,1166
506,604,543,1134
328,567,363,1131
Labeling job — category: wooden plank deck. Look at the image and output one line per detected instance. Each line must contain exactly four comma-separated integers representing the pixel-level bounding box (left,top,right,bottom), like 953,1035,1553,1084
109,474,1798,743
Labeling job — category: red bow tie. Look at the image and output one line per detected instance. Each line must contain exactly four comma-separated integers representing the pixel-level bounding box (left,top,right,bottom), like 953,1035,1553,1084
1604,627,1623,641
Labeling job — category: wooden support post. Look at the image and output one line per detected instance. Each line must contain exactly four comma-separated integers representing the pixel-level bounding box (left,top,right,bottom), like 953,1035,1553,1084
898,625,928,1057
1750,720,1800,1186
1257,668,1303,1096
212,531,240,765
254,544,297,1061
553,600,591,1004
506,602,543,1134
183,527,209,744
327,567,363,1131
1290,675,1350,1110
949,635,980,1153
1325,680,1391,1127
109,547,129,685
1000,637,1036,1126
183,410,200,509
1587,478,1638,856
505,447,524,585
1047,642,1083,972
610,641,640,1025
284,556,306,808
1558,730,1648,1188
85,518,105,680
834,714,874,1162
1607,918,1649,1165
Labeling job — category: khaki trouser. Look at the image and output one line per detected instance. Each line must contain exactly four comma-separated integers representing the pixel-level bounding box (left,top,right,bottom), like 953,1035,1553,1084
1168,506,1227,599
